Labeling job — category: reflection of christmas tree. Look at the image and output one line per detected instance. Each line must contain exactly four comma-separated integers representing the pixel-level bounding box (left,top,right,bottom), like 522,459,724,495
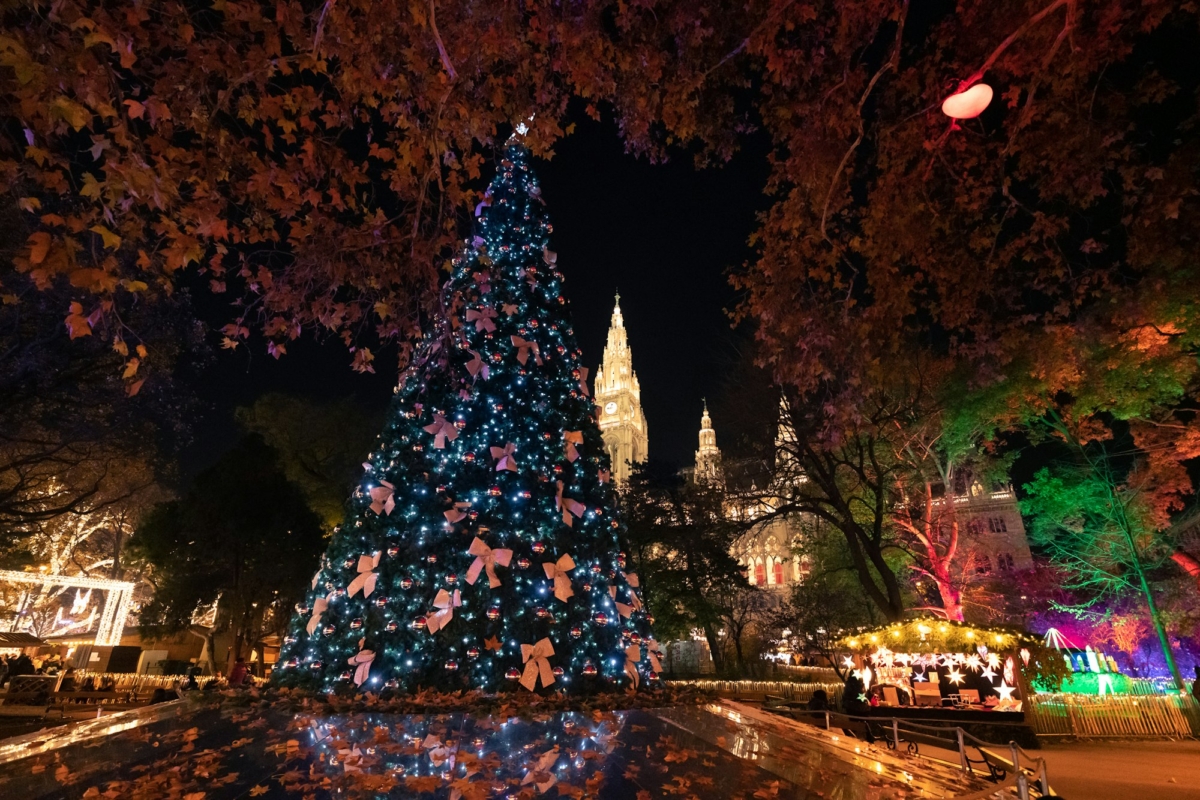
275,138,658,694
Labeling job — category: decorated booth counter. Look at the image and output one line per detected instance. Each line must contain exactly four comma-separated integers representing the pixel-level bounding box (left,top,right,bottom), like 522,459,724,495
836,618,1061,718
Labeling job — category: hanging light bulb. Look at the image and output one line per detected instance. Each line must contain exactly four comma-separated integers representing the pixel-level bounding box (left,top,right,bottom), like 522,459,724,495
942,83,993,119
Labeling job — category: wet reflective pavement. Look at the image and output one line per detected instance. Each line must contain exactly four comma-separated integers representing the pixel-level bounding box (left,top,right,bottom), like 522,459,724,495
0,698,969,798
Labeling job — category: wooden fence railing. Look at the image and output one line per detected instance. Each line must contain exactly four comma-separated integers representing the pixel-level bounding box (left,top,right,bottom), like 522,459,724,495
1026,692,1200,738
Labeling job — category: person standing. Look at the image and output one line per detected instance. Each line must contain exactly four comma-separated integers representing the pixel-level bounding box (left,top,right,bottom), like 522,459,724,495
228,657,249,687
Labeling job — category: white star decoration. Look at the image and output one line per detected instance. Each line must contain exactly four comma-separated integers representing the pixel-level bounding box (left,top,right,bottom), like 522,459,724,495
995,682,1016,702
980,666,997,681
948,669,965,686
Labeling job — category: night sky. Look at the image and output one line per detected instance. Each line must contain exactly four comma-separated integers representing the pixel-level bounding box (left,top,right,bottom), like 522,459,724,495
185,113,772,478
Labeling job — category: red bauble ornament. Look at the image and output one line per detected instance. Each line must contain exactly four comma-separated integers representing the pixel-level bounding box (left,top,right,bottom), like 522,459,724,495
464,452,476,463
413,615,428,630
427,554,438,564
552,666,565,678
339,670,353,682
570,626,583,639
454,419,466,430
343,557,356,569
467,647,480,660
400,577,414,590
487,606,501,621
646,614,656,625
505,668,522,682
445,660,459,672
373,595,388,607
535,607,551,619
590,564,602,575
630,633,642,645
350,618,364,630
488,486,502,496
387,546,400,558
517,557,531,570
446,574,458,585
648,671,659,681
385,621,399,632
285,658,299,669
531,541,546,555
582,583,592,593
384,678,400,690
310,660,323,671
617,553,626,568
582,662,598,677
323,624,335,635
594,612,609,625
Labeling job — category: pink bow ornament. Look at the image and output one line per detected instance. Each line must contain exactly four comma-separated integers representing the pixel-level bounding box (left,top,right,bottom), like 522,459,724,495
466,537,513,588
466,350,489,381
598,469,611,484
423,734,453,768
490,442,518,472
542,554,576,602
511,335,542,366
369,481,395,515
347,552,381,598
444,501,470,524
520,638,556,691
306,595,330,636
624,644,641,688
555,481,586,527
542,247,557,266
423,413,459,449
563,431,583,462
466,306,497,332
646,639,664,673
521,747,561,793
426,588,461,633
577,366,590,397
347,648,375,686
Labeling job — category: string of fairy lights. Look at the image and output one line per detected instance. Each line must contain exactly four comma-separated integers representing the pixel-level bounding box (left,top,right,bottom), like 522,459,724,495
274,136,657,695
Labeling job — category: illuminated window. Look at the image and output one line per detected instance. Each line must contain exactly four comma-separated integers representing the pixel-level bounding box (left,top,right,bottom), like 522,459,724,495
987,517,1008,533
755,561,767,586
974,554,993,575
773,560,785,586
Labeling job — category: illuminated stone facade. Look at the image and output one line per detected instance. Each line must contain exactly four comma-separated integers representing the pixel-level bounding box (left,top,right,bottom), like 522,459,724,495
594,295,649,485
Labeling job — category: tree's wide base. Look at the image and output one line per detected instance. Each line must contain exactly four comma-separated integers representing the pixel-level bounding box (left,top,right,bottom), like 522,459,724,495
0,690,971,798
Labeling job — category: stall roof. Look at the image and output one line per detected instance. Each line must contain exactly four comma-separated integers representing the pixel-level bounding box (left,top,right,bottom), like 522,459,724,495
0,631,46,646
836,617,1037,653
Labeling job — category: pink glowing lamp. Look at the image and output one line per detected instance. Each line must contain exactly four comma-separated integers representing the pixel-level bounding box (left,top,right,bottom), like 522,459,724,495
941,83,993,119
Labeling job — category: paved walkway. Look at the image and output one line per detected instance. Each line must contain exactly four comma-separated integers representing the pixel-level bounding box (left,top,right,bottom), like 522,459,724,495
1037,740,1200,799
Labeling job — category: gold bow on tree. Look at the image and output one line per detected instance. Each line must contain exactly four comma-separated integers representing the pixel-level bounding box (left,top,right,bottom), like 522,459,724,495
646,639,664,672
466,537,513,588
466,306,497,332
466,349,489,380
563,430,583,462
444,501,470,524
423,413,458,449
347,552,381,598
520,638,556,691
511,335,542,366
426,588,461,633
490,442,518,472
306,595,330,636
624,644,642,688
542,554,576,602
369,481,395,515
348,648,375,686
555,481,586,527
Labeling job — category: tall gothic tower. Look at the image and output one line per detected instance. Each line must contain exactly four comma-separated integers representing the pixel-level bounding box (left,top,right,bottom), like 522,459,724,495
694,400,722,484
594,294,648,484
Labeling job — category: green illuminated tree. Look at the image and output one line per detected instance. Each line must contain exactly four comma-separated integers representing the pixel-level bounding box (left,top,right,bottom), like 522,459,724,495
274,139,655,694
1022,418,1186,691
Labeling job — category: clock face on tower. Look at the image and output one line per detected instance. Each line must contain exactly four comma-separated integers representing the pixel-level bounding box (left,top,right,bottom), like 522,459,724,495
604,402,617,415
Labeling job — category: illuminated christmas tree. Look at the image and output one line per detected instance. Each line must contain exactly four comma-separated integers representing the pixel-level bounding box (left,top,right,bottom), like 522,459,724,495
274,137,658,694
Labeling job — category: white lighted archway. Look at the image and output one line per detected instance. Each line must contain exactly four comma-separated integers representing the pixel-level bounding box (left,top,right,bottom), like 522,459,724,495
0,570,135,647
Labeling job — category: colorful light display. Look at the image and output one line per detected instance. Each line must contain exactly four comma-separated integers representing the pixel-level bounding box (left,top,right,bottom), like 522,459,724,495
274,137,657,694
